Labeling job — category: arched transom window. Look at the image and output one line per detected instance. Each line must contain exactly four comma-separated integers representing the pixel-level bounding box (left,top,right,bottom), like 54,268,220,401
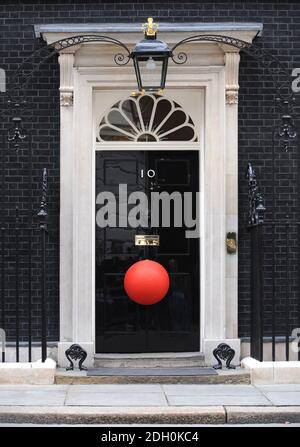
97,94,198,142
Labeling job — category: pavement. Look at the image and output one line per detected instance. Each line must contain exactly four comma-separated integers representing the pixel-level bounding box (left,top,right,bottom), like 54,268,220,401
1,384,300,424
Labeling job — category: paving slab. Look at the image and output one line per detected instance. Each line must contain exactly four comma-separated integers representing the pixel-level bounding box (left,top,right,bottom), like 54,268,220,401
166,395,271,406
262,391,300,406
256,384,300,392
0,389,66,406
67,384,163,393
163,384,261,396
65,390,168,407
4,383,300,415
0,385,68,391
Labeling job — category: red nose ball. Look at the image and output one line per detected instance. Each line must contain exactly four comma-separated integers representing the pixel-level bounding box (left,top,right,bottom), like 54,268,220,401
124,260,170,305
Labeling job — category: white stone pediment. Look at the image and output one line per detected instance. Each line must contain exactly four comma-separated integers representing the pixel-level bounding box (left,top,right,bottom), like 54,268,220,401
36,21,263,43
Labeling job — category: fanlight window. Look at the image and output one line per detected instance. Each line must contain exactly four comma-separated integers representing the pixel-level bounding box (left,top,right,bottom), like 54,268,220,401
97,94,198,142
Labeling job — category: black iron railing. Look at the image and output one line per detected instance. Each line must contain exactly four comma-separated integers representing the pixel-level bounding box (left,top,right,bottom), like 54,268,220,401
247,163,300,361
0,169,48,362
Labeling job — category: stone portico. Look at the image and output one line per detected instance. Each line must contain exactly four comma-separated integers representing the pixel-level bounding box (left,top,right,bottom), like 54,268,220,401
35,22,262,367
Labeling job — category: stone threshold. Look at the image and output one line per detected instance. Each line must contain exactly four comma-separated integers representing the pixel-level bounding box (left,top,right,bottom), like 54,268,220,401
55,368,250,385
93,353,205,368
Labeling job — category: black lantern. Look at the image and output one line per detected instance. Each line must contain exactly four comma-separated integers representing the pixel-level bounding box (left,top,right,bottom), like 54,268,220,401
131,18,172,93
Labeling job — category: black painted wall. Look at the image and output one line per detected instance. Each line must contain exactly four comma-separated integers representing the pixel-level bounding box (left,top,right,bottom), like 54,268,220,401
0,0,299,341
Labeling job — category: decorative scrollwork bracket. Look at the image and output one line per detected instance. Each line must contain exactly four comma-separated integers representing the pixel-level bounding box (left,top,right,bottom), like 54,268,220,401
65,343,87,371
276,97,297,151
7,116,27,150
213,343,236,369
247,163,266,227
37,168,48,231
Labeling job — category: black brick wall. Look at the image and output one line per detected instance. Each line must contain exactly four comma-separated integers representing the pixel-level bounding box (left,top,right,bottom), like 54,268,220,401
0,0,299,341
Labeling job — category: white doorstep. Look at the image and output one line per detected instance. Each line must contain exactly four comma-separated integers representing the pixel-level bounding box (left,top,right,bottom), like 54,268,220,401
242,357,300,384
0,358,56,384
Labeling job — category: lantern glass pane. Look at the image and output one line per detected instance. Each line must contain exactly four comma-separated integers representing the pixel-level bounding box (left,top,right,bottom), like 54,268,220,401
137,57,164,90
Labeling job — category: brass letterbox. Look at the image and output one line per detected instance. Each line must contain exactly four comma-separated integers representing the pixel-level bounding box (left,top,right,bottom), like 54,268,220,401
135,235,160,246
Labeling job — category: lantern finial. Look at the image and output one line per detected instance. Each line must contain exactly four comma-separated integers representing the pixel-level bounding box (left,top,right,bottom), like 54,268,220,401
142,17,158,38
132,18,171,92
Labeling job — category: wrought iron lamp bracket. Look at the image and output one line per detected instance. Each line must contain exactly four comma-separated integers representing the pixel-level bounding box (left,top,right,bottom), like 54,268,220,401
7,116,27,150
170,34,297,146
37,168,48,232
247,162,266,228
9,34,132,94
276,97,297,151
3,31,298,154
170,34,291,85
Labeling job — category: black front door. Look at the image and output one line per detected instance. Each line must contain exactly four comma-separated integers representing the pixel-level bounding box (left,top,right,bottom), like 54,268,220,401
95,150,200,353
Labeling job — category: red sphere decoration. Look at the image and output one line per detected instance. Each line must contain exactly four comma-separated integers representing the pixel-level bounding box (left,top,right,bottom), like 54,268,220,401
124,260,170,305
